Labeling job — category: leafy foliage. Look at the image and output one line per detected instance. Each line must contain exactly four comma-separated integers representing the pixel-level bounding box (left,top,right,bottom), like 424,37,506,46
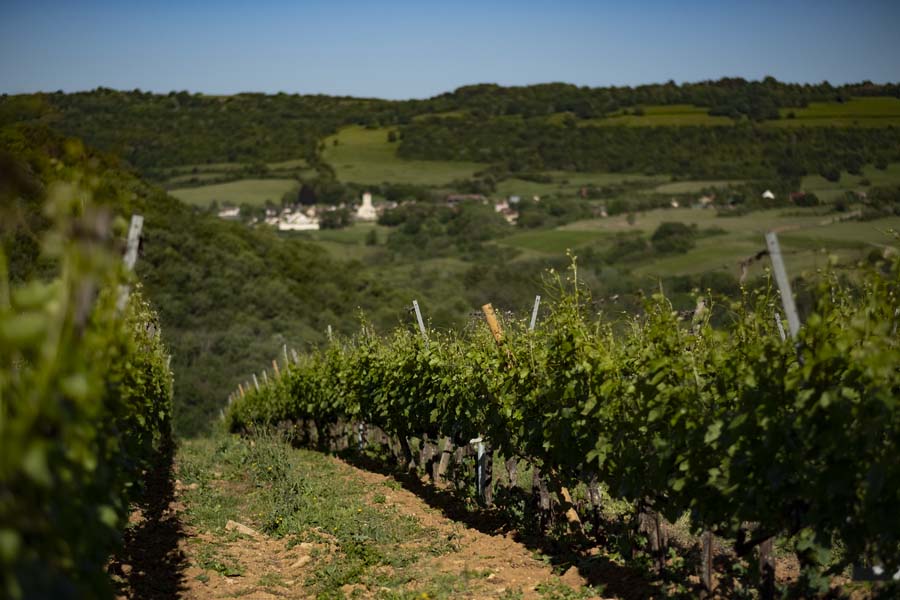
229,258,900,580
0,177,173,599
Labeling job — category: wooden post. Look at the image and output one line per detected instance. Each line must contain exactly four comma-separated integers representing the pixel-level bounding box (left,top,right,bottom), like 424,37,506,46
412,300,427,341
357,422,366,450
262,370,268,385
420,433,435,472
291,349,300,364
759,538,775,600
272,359,280,378
434,437,452,485
253,373,260,391
117,214,144,311
282,344,289,368
482,303,503,343
529,295,541,331
700,530,714,596
238,383,245,398
482,442,493,506
765,232,800,339
327,324,333,341
123,214,144,271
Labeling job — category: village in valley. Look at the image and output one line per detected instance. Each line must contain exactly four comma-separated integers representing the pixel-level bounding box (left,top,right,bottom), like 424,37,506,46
213,186,844,231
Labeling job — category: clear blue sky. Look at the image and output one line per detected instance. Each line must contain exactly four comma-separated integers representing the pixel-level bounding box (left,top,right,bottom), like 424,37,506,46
1,0,898,99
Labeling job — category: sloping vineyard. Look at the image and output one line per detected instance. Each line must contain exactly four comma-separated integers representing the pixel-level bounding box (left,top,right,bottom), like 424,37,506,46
228,255,900,593
0,184,173,599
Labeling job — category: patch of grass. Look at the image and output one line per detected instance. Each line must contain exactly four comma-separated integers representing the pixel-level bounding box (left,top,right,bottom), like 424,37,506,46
322,125,487,186
651,179,744,194
169,178,299,207
509,206,900,278
536,577,602,600
573,104,734,127
257,572,287,588
499,229,609,254
181,429,457,598
773,96,900,127
495,171,665,199
800,162,900,202
194,543,244,577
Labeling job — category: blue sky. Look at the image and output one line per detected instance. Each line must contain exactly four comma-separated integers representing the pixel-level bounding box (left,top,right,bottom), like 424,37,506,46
1,0,898,99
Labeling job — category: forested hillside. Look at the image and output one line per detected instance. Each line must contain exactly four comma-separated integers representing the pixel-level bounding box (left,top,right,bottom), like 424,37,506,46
4,78,900,436
3,78,899,184
1,125,373,432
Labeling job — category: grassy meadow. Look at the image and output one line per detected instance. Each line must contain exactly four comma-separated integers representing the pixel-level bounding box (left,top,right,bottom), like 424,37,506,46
496,206,899,279
170,178,298,207
496,171,666,198
774,96,900,127
800,162,900,201
542,97,900,129
579,104,734,127
321,125,487,185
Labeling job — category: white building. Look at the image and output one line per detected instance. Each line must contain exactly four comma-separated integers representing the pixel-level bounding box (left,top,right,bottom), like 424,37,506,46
355,192,377,221
762,190,776,200
217,206,240,219
278,210,320,231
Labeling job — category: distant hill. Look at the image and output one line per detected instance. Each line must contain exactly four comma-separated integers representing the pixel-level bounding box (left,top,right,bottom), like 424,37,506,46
2,78,899,185
0,125,424,434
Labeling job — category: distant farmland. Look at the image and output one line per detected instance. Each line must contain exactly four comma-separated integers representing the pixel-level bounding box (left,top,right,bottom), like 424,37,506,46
170,178,298,207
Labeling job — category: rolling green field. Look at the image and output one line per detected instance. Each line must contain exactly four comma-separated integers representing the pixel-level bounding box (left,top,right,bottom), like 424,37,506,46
289,222,389,260
800,162,900,201
495,206,899,279
651,179,745,194
160,157,313,189
579,104,734,127
500,229,610,254
547,97,900,129
774,97,900,127
496,171,666,198
170,178,298,207
322,125,487,185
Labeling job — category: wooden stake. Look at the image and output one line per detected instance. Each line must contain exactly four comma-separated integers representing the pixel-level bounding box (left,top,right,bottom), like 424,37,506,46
412,300,427,340
529,295,541,331
482,303,503,343
253,373,260,391
238,383,245,397
117,214,144,311
700,530,714,596
759,537,775,600
272,359,280,378
765,232,800,339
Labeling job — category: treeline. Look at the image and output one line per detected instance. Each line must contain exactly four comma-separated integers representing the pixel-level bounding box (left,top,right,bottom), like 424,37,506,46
398,119,900,179
2,78,898,180
0,125,375,433
0,89,391,171
419,78,900,121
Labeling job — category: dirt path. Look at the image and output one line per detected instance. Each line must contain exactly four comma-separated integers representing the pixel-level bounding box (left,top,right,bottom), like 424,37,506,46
331,455,593,599
115,436,610,600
